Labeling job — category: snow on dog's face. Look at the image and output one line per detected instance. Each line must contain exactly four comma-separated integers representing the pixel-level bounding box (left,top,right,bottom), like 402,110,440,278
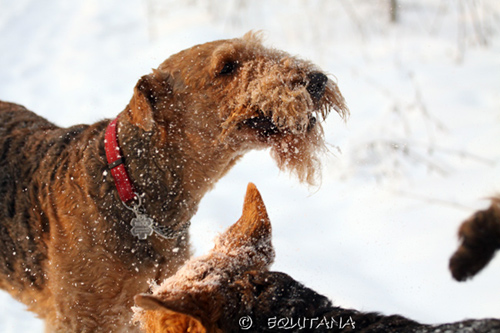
133,183,274,333
126,32,348,185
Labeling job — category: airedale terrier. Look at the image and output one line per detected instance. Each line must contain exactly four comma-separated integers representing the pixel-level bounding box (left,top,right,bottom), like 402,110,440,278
134,184,500,333
450,196,500,281
0,32,347,331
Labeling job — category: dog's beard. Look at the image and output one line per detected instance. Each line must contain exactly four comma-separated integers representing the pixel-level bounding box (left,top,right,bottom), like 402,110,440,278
261,82,346,185
268,125,325,185
220,108,326,185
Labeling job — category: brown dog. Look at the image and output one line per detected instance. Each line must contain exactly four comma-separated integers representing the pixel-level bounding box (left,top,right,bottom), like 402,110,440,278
134,184,500,333
449,197,500,281
0,32,347,331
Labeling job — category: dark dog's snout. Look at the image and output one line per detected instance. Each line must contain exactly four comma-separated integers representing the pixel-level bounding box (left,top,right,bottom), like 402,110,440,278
306,72,328,100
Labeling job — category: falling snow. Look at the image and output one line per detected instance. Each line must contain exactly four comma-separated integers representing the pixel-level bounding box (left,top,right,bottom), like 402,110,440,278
0,0,499,332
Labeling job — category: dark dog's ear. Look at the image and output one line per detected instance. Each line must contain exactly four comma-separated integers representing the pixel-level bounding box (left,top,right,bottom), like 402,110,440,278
127,70,171,131
214,183,275,270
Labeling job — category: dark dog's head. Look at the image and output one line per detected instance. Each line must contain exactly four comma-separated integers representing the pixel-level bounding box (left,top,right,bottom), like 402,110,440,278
133,183,275,332
124,32,348,184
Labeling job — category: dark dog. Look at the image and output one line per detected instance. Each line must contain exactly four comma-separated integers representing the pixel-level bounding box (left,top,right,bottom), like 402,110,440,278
0,32,347,331
134,184,500,333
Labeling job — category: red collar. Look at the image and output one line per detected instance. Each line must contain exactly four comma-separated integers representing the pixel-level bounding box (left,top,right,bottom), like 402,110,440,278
104,118,137,203
104,118,191,240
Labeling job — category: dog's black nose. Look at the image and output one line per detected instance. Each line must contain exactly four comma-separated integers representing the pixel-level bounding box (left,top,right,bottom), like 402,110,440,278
306,72,328,100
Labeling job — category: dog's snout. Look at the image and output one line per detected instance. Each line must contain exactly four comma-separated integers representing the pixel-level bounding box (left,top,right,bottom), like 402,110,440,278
306,72,328,100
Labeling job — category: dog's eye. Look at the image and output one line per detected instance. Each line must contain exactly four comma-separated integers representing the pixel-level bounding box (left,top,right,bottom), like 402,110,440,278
219,61,238,76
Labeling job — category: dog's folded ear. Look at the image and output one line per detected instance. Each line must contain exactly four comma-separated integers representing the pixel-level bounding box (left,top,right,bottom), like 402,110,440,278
134,293,206,331
127,70,171,131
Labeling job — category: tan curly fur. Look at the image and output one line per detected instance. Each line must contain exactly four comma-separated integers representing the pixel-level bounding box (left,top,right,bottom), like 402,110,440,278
154,31,348,184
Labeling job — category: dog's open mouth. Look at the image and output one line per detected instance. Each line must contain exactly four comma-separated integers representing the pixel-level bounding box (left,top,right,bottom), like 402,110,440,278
241,111,317,137
242,115,279,136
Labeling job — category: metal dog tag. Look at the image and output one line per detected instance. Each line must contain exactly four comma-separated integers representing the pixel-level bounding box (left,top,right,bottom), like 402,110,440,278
130,214,154,240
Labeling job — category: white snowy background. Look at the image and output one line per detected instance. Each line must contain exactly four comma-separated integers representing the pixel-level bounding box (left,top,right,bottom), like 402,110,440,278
0,0,499,331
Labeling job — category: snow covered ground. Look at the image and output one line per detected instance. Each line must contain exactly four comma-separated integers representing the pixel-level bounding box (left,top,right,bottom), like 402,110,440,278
0,0,499,331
